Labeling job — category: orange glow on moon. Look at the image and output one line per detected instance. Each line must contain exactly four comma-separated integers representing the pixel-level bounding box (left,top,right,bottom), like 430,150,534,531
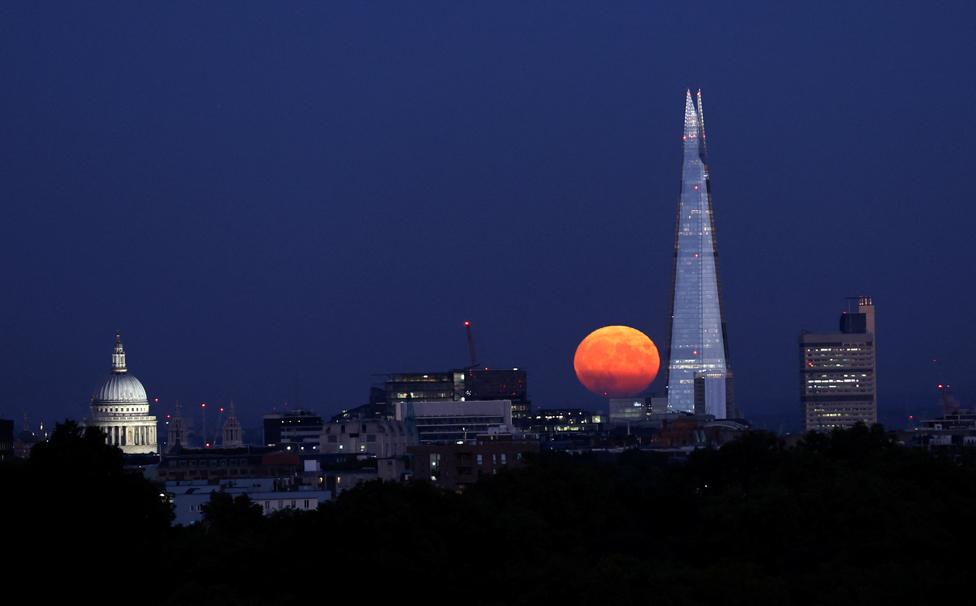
573,326,660,398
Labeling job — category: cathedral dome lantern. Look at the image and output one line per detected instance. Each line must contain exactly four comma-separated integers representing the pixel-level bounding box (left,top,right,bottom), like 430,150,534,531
86,333,159,455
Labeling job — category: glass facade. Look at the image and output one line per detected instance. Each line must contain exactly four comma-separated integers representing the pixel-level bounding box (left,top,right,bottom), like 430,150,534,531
666,90,732,417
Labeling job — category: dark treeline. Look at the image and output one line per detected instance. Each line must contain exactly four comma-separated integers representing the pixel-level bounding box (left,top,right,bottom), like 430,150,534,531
4,422,975,604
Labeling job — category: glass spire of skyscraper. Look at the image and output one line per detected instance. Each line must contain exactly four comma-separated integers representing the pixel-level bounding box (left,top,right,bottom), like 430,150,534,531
665,90,734,417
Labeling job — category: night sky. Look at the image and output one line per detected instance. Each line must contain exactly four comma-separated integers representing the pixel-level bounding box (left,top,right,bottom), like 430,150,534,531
2,2,974,433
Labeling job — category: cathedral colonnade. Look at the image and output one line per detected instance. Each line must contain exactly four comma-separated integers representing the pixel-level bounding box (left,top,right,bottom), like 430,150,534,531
103,424,157,447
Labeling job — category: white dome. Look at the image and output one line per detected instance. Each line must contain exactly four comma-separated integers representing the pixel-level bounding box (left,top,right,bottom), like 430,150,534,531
90,333,150,405
93,372,148,404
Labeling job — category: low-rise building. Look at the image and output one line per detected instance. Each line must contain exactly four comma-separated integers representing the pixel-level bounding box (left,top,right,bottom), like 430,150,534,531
527,408,603,434
411,433,540,492
397,399,513,444
912,410,976,450
302,453,394,498
320,419,414,457
609,398,648,425
156,446,301,482
165,478,330,526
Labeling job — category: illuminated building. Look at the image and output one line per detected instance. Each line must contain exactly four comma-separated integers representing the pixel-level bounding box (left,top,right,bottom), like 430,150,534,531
527,408,603,433
263,409,323,450
319,419,415,457
609,398,648,424
665,90,734,418
912,387,976,450
395,399,514,444
383,368,531,423
800,297,878,431
465,369,531,421
86,333,158,454
411,434,540,491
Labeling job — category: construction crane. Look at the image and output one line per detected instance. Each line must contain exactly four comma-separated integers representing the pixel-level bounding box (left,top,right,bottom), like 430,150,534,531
463,320,479,370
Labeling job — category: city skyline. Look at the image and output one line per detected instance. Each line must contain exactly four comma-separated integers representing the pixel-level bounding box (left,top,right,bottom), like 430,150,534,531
1,2,974,432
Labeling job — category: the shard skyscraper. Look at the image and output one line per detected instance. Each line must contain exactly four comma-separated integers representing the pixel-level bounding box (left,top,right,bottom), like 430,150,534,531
665,90,735,418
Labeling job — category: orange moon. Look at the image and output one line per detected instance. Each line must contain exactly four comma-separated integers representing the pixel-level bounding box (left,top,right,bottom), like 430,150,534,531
573,326,660,397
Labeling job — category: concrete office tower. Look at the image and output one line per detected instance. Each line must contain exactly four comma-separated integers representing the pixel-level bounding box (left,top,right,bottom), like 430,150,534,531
800,297,878,431
665,90,734,417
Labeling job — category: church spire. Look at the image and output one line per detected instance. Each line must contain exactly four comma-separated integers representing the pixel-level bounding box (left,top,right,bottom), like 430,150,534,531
166,401,186,454
221,401,244,448
112,332,127,374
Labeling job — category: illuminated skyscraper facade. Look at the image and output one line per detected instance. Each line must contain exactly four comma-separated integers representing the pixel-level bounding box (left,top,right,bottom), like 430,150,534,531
665,90,734,418
800,297,878,431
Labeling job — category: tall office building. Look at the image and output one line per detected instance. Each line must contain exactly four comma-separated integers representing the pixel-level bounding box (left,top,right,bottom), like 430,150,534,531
800,297,877,431
665,90,734,417
263,409,323,449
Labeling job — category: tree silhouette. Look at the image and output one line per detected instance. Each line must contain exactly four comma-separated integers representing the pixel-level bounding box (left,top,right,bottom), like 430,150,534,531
200,491,264,534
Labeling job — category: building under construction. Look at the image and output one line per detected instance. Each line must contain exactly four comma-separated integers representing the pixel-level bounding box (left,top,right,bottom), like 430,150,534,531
335,321,532,424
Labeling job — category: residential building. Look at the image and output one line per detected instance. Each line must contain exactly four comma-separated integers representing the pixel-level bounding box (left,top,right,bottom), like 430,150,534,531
411,434,540,491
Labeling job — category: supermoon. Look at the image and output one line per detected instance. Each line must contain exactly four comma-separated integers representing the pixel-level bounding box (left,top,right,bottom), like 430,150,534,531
573,326,660,397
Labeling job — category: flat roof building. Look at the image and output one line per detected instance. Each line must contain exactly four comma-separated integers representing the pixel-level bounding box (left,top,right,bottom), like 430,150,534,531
396,399,514,444
411,434,540,492
383,368,531,423
263,409,323,450
800,297,878,432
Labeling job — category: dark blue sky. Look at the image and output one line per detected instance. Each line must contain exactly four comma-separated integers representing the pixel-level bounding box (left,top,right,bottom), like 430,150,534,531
2,1,974,433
